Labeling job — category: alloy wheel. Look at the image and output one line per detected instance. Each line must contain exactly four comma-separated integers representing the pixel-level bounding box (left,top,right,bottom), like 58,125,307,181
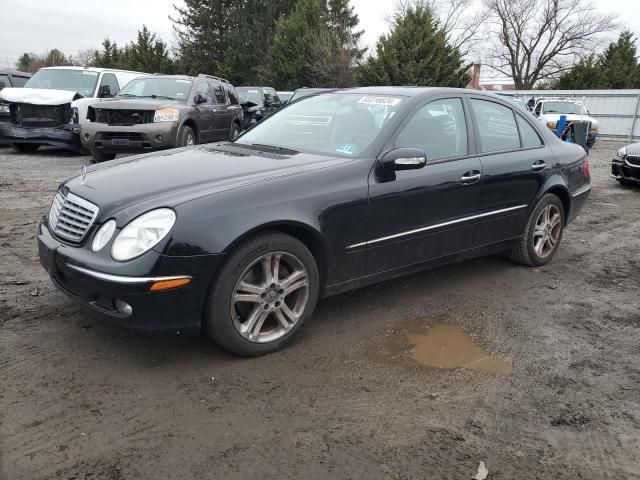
186,133,195,146
533,204,562,258
231,251,310,343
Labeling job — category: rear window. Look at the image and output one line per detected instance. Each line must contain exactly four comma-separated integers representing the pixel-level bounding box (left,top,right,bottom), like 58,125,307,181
116,77,193,103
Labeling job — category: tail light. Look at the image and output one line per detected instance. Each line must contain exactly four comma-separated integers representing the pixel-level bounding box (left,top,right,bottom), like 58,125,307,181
583,156,591,179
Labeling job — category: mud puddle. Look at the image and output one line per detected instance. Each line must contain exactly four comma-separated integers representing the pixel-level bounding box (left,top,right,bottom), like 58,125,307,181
377,320,512,375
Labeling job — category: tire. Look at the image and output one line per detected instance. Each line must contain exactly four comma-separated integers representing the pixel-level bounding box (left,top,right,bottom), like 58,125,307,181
204,231,320,356
178,125,196,147
229,122,241,141
510,193,565,267
11,143,39,153
91,150,117,163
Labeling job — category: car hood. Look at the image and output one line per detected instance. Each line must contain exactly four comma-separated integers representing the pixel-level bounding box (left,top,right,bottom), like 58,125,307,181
625,142,640,155
542,113,598,125
96,98,183,110
0,87,82,105
64,144,349,220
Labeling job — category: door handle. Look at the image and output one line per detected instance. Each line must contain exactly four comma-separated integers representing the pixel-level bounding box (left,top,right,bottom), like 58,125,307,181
460,171,481,184
531,160,546,171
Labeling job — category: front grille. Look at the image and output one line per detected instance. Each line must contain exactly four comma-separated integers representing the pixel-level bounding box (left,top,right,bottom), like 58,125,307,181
16,103,73,128
626,155,640,167
49,190,99,243
98,132,145,141
95,109,154,126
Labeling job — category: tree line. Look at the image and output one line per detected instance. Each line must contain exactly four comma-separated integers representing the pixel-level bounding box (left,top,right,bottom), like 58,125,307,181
14,0,637,91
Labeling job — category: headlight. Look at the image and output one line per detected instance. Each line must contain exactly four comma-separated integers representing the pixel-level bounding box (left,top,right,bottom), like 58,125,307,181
91,219,116,252
590,124,598,132
111,208,176,261
616,147,627,158
546,121,557,129
154,108,179,122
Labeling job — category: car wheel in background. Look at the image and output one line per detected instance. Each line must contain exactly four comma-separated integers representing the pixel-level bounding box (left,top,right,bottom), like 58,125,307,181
11,143,39,153
229,123,241,141
178,126,196,147
204,231,320,356
91,150,117,163
510,193,565,267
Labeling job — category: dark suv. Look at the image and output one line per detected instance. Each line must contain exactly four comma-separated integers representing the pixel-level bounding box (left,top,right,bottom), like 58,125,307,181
82,74,244,162
0,70,31,90
236,86,283,128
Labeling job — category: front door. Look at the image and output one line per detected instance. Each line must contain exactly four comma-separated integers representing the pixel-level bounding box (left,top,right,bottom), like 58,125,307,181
365,97,482,275
467,96,550,246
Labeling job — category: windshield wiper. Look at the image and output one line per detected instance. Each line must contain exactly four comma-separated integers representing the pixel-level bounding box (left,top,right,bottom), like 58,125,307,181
250,143,299,154
117,93,140,98
139,95,176,100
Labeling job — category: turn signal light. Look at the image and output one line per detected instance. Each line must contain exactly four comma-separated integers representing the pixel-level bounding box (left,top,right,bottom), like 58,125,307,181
149,278,191,292
583,157,591,179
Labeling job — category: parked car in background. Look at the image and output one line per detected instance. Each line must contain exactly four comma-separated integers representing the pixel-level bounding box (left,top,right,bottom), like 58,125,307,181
0,69,31,90
38,87,590,356
288,87,335,103
612,142,640,185
82,74,244,162
236,86,283,128
533,98,599,147
0,67,144,153
277,91,293,103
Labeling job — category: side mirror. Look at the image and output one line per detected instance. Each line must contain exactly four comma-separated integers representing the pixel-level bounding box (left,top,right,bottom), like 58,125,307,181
98,85,112,98
194,93,208,105
264,99,272,108
381,148,427,171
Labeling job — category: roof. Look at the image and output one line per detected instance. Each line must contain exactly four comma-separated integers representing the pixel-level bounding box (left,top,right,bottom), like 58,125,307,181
307,86,496,97
39,66,144,75
0,69,31,76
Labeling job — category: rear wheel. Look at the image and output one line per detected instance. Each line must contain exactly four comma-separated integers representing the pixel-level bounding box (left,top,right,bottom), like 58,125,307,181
510,193,565,267
229,122,241,141
178,125,196,147
204,231,320,356
11,143,39,153
91,150,117,163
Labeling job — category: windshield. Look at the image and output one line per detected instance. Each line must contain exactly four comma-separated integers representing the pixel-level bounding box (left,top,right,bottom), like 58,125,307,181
289,89,328,103
235,93,404,157
237,87,264,105
25,69,99,97
116,77,193,102
543,101,583,115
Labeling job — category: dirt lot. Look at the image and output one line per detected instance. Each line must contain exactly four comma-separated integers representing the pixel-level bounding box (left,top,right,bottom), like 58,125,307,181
1,141,639,479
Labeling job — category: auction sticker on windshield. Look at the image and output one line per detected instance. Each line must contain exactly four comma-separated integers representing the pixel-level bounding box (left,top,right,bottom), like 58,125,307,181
358,96,402,106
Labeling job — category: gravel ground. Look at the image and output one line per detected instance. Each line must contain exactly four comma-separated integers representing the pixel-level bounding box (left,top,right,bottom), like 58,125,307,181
1,141,639,479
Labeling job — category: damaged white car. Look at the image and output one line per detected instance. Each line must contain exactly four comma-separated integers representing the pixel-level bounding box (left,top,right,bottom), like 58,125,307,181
0,67,144,153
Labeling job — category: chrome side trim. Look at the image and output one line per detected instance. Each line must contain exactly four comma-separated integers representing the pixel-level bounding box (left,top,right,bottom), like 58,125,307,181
571,184,591,197
346,204,528,250
66,264,192,284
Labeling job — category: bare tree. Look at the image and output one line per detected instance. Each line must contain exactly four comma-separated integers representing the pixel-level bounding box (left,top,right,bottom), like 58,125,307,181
308,25,356,87
71,49,97,67
484,0,617,89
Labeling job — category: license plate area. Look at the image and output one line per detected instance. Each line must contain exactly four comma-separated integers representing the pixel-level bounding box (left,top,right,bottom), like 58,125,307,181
111,138,130,146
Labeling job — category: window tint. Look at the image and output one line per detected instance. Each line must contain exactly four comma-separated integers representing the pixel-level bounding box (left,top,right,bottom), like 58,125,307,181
470,99,519,153
227,86,239,105
516,115,543,148
12,75,29,87
99,73,120,97
211,83,226,104
395,98,468,161
534,102,542,116
195,81,212,104
0,74,10,89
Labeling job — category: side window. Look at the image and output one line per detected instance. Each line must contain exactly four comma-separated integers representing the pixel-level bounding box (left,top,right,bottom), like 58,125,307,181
470,99,520,153
12,75,29,87
263,88,273,104
516,115,543,148
99,73,120,97
195,81,212,104
227,86,239,105
269,88,281,105
395,98,468,161
534,102,542,117
211,82,226,104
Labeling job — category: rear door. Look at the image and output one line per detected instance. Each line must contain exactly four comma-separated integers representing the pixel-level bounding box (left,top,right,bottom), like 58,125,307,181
193,80,215,142
468,96,550,246
210,81,233,140
365,96,483,274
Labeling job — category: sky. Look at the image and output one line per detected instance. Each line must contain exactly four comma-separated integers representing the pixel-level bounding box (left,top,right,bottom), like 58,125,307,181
0,0,639,69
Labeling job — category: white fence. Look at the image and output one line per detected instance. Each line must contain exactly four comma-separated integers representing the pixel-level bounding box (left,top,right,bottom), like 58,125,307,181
499,89,640,141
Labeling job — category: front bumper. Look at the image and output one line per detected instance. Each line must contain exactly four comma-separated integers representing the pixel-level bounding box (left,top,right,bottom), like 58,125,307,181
81,122,180,153
37,218,224,331
587,131,598,146
0,121,81,149
611,158,640,184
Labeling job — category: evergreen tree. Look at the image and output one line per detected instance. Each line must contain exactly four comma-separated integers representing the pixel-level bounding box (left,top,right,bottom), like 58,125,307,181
92,27,174,73
555,55,604,89
356,4,469,88
92,39,122,69
599,31,640,89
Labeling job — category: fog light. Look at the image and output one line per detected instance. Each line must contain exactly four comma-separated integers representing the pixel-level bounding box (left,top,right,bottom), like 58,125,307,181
115,299,132,316
155,135,163,143
84,133,90,140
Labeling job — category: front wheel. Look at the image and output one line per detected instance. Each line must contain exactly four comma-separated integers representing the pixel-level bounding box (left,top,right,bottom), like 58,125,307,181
510,194,565,267
229,122,241,141
178,125,196,147
204,231,320,356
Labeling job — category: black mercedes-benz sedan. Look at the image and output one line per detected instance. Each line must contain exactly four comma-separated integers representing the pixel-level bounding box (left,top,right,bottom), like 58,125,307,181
611,142,640,185
38,87,591,356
